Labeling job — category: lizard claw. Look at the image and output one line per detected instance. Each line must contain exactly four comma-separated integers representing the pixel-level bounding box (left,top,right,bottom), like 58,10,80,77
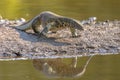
38,33,47,38
71,35,81,38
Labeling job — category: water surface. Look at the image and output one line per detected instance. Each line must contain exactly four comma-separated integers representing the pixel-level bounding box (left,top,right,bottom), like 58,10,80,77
0,0,120,20
0,54,120,80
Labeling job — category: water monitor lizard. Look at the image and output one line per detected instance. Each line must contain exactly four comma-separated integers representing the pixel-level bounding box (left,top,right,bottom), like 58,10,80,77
15,11,84,37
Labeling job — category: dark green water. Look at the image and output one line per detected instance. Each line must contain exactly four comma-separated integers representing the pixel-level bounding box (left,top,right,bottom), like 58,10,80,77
0,54,120,80
0,0,120,20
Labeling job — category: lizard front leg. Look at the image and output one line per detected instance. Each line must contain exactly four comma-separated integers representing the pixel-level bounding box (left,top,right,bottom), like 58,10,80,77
39,22,54,37
32,17,41,33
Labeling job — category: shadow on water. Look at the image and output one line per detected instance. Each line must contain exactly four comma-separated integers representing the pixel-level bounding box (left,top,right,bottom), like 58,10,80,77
0,54,120,80
32,56,93,78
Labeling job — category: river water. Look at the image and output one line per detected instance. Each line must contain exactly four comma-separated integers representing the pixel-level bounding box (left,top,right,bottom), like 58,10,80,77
0,0,120,20
0,0,120,80
0,54,120,80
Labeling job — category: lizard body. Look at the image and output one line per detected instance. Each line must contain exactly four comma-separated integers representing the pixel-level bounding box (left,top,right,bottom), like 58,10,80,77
15,11,84,37
39,17,84,37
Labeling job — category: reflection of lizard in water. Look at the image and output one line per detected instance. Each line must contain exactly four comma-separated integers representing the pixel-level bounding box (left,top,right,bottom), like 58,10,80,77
32,56,93,78
14,11,84,38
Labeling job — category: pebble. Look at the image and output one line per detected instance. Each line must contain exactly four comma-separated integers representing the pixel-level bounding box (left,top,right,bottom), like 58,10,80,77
81,17,97,25
0,15,26,26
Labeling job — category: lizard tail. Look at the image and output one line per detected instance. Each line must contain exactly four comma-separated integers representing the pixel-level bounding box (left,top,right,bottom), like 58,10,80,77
15,15,41,30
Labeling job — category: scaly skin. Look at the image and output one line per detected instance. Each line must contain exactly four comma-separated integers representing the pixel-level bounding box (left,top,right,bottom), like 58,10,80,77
15,11,61,31
15,11,84,38
39,17,84,37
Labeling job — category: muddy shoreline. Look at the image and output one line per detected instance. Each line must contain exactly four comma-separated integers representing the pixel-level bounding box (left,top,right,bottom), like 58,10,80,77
0,18,120,59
